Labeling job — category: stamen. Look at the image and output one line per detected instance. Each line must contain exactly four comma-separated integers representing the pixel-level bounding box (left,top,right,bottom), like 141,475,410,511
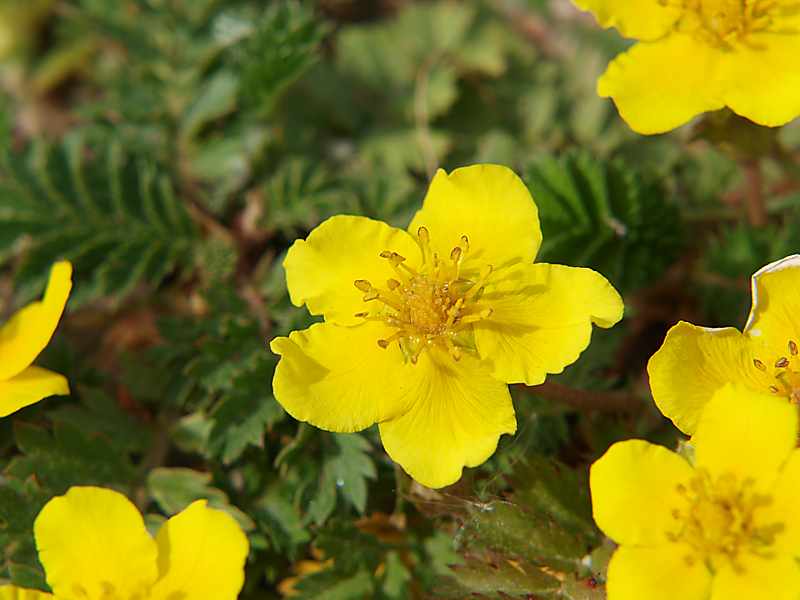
776,357,790,369
387,278,402,291
790,340,798,356
754,359,767,371
354,279,372,293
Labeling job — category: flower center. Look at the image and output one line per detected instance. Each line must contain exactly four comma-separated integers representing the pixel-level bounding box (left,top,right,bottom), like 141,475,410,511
662,0,799,47
668,469,784,572
353,227,494,364
753,340,800,402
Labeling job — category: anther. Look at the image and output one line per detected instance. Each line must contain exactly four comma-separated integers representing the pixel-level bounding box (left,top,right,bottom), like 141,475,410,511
354,279,372,292
417,226,430,244
460,235,469,252
354,311,369,318
754,359,767,371
387,278,402,290
450,246,462,263
776,357,790,369
790,340,798,356
770,385,780,393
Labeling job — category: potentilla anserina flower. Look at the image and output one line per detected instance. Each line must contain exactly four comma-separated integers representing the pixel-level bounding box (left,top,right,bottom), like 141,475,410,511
572,0,800,134
591,385,800,600
0,261,72,417
0,486,248,600
649,255,800,434
270,164,624,488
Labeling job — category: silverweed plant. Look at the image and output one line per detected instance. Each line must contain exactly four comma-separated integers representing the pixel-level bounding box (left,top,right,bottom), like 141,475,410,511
1,1,800,599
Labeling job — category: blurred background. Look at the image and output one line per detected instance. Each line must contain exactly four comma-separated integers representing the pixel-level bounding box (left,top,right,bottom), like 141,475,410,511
1,0,799,598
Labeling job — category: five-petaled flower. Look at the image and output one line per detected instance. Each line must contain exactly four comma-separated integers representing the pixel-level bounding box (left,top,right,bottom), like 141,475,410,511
270,164,623,488
592,385,800,600
0,261,72,418
649,255,800,434
572,0,800,134
0,486,248,600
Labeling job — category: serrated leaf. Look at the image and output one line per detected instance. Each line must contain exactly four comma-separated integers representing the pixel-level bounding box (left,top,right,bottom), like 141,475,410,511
0,138,198,306
526,151,683,292
436,555,560,599
146,467,254,531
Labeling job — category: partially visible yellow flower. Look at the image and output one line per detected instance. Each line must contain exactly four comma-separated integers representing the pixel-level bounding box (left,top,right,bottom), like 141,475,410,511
649,254,800,434
270,164,623,488
591,385,800,600
0,486,248,600
0,261,72,417
572,0,800,134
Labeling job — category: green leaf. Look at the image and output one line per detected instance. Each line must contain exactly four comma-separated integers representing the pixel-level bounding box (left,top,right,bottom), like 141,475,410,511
0,138,198,306
146,467,254,531
292,569,374,600
526,151,683,293
436,555,560,599
239,1,325,113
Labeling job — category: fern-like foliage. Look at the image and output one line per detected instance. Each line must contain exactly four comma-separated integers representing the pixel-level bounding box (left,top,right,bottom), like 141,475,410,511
526,151,684,293
0,137,198,305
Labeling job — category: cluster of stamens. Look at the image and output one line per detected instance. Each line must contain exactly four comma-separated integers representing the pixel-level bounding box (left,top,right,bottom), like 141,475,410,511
353,227,494,364
658,0,798,48
668,469,783,573
753,339,800,403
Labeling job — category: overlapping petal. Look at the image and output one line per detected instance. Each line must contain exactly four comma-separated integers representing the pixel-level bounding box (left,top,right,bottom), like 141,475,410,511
597,36,724,135
270,321,421,432
606,545,712,600
474,263,623,385
408,165,541,272
763,449,800,555
0,261,72,381
571,0,682,41
34,486,158,600
710,556,800,600
150,500,248,600
744,255,800,350
720,36,800,128
283,215,421,326
590,439,692,546
0,366,69,418
378,349,515,489
647,321,768,434
693,385,798,484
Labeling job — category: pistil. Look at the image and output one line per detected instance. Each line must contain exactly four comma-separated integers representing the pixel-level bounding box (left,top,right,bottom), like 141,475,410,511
353,227,494,364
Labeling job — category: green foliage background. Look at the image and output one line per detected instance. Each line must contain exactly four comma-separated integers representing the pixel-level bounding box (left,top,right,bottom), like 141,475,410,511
1,0,799,598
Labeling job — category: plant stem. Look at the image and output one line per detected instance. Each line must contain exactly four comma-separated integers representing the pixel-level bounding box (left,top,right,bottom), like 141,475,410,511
518,381,640,413
742,159,767,227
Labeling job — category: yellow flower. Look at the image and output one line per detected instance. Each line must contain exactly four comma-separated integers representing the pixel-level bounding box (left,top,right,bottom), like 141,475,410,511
0,261,72,417
270,164,623,488
572,0,800,134
591,385,800,600
648,254,800,434
0,486,248,600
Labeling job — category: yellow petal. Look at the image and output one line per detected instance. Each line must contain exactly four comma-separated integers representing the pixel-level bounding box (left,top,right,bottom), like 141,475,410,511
606,545,712,600
408,165,541,272
763,449,800,555
474,263,623,385
571,0,682,41
710,555,800,600
744,255,800,353
270,321,422,432
0,587,54,600
150,500,248,600
720,35,800,128
693,384,798,484
284,215,421,326
598,36,724,135
34,486,158,599
0,261,72,381
647,321,767,435
590,439,693,546
378,349,515,489
0,366,69,417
